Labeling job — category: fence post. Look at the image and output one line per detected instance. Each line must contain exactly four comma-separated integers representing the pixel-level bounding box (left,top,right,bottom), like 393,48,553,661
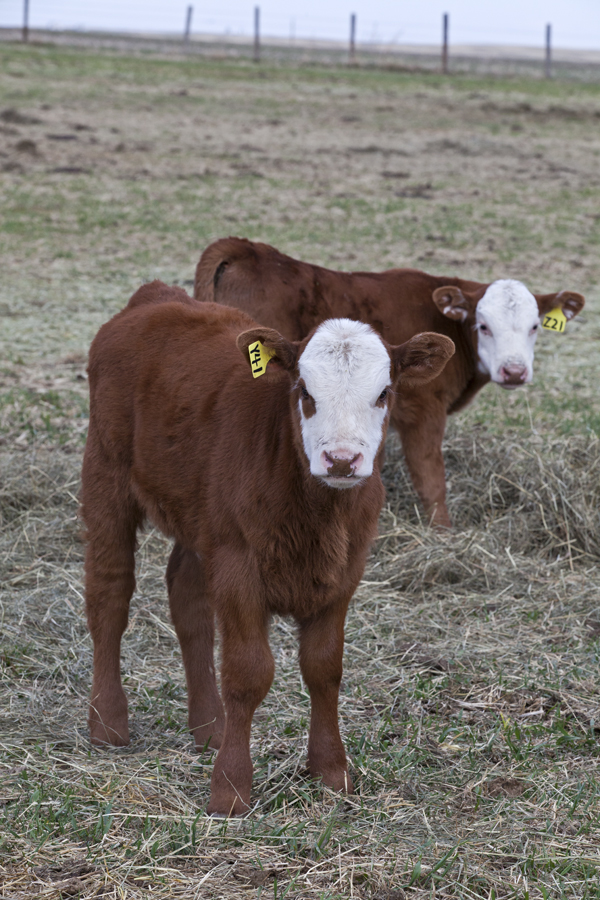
22,0,29,43
545,23,552,78
254,6,260,63
441,13,449,74
349,13,356,64
183,5,193,50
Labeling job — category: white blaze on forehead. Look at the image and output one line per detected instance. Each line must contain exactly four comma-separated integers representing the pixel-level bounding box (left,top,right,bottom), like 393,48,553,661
475,279,540,385
297,318,391,486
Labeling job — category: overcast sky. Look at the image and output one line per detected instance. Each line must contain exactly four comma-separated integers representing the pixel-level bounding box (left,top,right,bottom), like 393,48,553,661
2,0,599,49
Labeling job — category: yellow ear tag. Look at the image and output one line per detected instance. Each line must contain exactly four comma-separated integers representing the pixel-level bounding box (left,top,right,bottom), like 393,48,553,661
248,340,276,378
541,307,567,333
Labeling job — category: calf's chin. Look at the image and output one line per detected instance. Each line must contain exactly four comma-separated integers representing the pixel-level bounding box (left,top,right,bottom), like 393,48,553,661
318,474,368,489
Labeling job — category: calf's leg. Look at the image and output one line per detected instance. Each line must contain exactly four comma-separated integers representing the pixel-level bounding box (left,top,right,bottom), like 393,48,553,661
166,543,225,750
84,505,140,747
298,601,353,793
392,401,450,528
208,611,274,817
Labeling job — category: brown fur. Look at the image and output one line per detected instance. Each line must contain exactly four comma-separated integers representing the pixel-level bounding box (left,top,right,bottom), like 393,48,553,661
195,238,584,526
81,280,454,816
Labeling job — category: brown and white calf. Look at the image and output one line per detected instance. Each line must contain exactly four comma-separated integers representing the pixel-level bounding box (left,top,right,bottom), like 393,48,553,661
81,281,454,816
195,238,585,527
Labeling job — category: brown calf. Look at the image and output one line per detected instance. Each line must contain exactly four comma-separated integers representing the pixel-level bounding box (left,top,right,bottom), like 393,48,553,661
195,238,584,526
81,281,454,816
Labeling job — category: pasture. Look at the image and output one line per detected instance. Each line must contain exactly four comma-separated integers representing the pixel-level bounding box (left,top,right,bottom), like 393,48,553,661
1,41,600,899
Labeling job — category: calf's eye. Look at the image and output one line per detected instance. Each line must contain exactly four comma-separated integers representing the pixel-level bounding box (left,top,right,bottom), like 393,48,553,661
378,388,388,402
301,386,310,400
479,323,491,336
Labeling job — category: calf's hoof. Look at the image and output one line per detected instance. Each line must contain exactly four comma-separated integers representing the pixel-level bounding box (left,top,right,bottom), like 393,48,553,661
89,716,130,747
433,520,452,532
89,698,129,747
312,767,354,794
428,507,452,530
208,760,252,817
191,719,225,752
206,793,251,817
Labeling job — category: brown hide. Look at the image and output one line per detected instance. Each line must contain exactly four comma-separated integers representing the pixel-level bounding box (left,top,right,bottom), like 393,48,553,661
82,281,452,816
194,239,485,527
195,238,584,526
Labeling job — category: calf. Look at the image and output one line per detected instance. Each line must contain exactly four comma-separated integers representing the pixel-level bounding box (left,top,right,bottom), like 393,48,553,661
195,238,585,526
81,281,454,816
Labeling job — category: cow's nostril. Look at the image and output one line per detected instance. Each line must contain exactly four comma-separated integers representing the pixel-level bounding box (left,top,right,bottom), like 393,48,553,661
350,453,363,471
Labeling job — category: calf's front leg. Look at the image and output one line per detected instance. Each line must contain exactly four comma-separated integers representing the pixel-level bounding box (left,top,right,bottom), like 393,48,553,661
207,611,274,817
298,601,353,793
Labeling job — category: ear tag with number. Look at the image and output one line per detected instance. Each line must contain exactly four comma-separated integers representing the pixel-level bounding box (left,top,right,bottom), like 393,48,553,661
248,340,276,378
541,307,567,333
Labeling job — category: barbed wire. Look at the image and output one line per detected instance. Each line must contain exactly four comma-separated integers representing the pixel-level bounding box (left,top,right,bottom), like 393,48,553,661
1,1,599,49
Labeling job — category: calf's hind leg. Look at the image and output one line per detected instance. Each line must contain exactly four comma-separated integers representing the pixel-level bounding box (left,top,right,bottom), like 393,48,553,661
83,484,141,747
166,543,225,750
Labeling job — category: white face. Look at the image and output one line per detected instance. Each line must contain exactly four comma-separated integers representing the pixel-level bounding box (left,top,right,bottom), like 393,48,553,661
296,319,392,488
475,280,540,389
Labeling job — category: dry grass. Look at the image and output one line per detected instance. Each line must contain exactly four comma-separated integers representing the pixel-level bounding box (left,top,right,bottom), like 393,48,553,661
2,428,600,899
2,40,600,900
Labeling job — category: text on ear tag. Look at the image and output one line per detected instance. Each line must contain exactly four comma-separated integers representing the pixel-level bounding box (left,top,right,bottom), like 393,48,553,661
249,340,276,378
541,307,567,333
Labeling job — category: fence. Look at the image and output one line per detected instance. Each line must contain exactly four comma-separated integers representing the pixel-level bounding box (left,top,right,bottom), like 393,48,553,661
2,5,600,83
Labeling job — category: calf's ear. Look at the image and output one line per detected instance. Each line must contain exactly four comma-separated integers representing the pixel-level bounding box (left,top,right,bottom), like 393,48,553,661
432,285,478,322
237,327,300,374
535,290,585,321
391,332,455,387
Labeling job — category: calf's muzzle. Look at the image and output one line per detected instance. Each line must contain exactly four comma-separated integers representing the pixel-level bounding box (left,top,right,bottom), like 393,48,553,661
321,450,365,478
499,363,528,387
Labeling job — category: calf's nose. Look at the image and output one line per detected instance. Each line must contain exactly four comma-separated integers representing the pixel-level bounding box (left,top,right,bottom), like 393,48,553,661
500,364,527,385
322,450,364,477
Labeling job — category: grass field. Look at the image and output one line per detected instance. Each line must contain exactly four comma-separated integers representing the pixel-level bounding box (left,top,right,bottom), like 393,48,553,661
1,41,600,899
